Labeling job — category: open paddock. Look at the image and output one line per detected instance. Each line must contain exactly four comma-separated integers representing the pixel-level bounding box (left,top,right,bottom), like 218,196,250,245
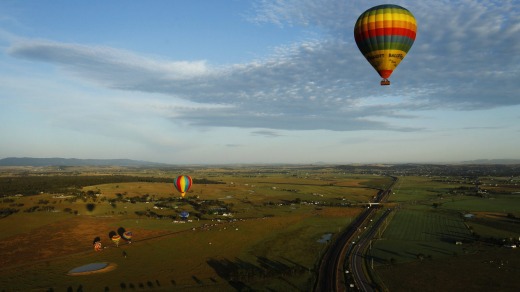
370,208,474,264
390,176,471,202
0,167,373,291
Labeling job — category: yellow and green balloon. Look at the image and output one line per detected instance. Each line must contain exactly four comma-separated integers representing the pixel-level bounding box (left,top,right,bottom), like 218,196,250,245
111,234,121,247
354,4,417,85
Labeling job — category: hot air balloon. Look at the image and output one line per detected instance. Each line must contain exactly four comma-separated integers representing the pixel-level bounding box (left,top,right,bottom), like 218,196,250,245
180,211,189,220
354,4,417,85
111,234,121,247
94,241,102,251
93,236,102,251
123,231,133,242
174,175,193,198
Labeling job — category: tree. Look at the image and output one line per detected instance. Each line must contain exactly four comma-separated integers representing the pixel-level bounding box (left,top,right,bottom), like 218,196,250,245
86,203,96,212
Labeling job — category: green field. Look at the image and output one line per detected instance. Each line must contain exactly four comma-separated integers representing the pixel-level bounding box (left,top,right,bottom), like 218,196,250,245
0,166,383,291
372,174,520,291
370,208,474,265
443,195,520,214
1,166,519,291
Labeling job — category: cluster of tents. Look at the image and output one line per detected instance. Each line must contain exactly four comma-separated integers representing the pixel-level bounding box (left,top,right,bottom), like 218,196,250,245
93,227,133,251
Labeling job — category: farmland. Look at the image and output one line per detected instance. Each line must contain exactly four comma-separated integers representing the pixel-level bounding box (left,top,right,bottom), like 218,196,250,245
0,165,384,291
370,172,520,291
1,164,519,291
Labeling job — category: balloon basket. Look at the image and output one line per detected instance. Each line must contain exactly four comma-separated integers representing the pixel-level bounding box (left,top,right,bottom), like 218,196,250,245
380,79,390,86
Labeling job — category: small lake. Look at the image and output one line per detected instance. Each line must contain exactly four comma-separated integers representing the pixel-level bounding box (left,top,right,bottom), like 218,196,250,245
68,262,108,274
317,233,332,243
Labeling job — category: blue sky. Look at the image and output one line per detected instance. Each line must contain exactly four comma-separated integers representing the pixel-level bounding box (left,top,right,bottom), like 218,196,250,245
1,0,519,164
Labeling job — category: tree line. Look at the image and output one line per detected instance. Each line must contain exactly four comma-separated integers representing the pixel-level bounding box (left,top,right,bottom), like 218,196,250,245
0,175,224,196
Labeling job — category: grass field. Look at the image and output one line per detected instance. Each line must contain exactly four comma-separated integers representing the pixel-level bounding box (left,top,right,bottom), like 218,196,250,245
443,195,520,214
372,175,520,291
390,176,469,202
369,208,474,265
1,167,518,291
377,247,520,292
0,167,378,291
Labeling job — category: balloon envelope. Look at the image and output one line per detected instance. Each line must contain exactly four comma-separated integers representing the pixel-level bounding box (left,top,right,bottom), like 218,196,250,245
180,211,189,219
354,4,417,84
111,235,121,246
123,231,133,240
174,175,193,197
93,241,102,251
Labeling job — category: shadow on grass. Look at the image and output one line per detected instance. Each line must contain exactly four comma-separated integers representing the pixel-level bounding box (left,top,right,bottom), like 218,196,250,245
207,256,307,290
192,275,203,285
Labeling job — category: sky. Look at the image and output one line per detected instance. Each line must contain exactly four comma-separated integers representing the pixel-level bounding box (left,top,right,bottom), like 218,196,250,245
1,0,519,164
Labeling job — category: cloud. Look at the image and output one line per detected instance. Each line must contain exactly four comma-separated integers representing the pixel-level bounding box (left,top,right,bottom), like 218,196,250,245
6,0,520,133
249,0,352,33
251,130,283,137
251,0,520,108
7,37,420,131
8,40,211,83
462,126,503,130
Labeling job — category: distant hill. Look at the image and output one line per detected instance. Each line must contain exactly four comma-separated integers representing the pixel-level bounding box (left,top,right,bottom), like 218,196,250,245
460,159,520,165
0,157,166,167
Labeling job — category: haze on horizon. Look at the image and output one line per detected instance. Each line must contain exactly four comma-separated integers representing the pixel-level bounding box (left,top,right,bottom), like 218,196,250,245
1,0,519,164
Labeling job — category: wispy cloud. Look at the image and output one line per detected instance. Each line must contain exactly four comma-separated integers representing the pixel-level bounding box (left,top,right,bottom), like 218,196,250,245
251,130,283,137
5,0,520,134
462,126,504,130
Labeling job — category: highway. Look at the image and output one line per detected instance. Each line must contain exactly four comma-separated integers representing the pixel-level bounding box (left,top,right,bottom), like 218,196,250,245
314,206,373,291
349,208,392,291
314,177,397,292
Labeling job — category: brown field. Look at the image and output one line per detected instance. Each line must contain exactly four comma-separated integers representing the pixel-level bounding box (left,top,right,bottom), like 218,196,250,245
0,167,378,291
3,167,517,291
0,215,167,267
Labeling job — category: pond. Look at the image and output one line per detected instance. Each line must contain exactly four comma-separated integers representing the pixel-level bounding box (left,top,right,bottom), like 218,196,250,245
317,233,332,243
68,262,109,274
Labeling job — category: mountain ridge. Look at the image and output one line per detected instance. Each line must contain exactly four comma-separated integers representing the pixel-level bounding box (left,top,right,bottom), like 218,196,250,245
0,157,166,167
1,157,519,167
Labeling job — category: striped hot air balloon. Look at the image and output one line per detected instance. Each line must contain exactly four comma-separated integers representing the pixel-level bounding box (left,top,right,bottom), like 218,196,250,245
123,231,133,242
354,4,417,85
111,234,121,247
174,175,192,198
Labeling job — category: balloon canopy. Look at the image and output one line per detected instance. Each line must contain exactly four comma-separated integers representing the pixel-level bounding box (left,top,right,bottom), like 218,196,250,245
354,4,417,85
174,175,193,198
123,231,133,241
111,234,121,246
93,241,102,251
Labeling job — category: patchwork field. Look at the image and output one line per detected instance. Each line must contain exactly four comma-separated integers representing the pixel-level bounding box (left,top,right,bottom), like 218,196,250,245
1,165,519,291
371,174,520,291
0,166,384,291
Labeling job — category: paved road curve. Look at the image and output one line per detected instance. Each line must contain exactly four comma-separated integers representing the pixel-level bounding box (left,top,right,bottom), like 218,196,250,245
349,208,392,291
314,207,372,291
314,177,397,292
